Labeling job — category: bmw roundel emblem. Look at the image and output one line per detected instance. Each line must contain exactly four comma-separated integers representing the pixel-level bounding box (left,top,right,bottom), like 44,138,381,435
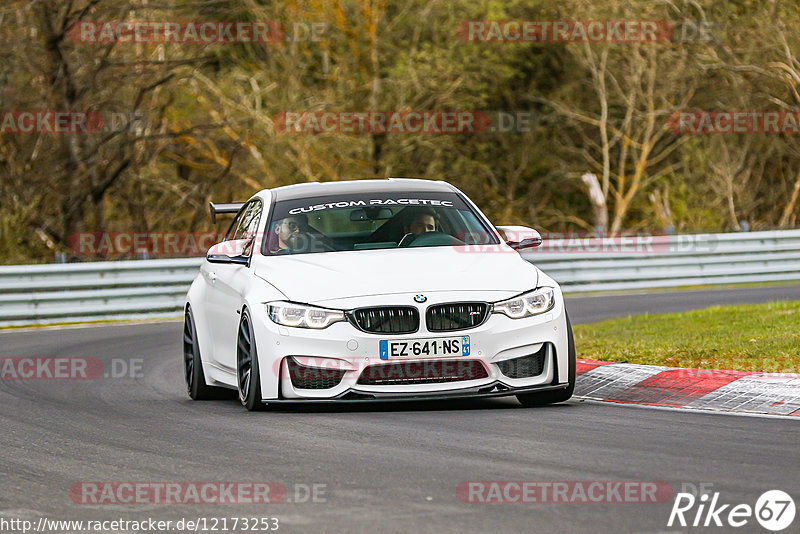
414,295,427,303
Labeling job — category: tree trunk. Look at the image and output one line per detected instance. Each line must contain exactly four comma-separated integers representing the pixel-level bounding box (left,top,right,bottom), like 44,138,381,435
581,173,608,232
778,169,800,228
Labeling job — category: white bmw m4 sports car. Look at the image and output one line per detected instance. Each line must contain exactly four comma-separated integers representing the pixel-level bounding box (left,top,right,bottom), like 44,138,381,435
184,179,575,410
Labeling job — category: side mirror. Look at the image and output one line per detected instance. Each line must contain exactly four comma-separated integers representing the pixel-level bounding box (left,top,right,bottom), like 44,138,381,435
206,239,252,265
496,225,542,250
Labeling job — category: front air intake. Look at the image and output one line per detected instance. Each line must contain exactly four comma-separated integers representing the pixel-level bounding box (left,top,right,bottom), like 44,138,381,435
357,359,488,385
349,306,419,334
496,344,548,379
426,302,489,332
286,357,346,390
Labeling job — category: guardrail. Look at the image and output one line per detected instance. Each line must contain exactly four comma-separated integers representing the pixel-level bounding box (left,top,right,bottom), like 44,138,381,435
521,229,800,292
2,229,800,327
0,258,202,327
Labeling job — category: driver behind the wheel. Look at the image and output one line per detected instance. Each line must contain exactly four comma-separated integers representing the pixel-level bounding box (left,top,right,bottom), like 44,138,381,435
403,208,437,236
271,214,311,253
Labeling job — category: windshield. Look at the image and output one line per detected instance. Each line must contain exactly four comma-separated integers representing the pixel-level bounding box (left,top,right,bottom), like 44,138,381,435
262,190,499,256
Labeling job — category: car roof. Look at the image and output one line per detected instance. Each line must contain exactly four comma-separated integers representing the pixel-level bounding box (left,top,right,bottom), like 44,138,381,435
269,178,455,201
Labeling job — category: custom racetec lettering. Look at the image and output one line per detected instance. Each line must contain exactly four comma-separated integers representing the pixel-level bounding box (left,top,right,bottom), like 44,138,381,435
274,191,468,219
288,198,454,214
288,200,367,214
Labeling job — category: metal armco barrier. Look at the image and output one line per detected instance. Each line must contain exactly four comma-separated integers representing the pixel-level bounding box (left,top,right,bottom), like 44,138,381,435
521,229,800,292
2,229,800,327
0,258,203,327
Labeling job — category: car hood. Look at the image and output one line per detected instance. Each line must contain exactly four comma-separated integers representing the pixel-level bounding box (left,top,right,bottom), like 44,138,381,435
253,246,539,304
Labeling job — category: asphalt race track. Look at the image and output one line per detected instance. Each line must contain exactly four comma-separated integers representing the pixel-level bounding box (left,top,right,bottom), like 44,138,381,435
1,286,799,533
567,283,800,324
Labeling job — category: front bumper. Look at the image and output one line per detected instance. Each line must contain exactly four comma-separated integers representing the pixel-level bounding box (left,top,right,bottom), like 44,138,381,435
260,381,570,404
251,289,570,401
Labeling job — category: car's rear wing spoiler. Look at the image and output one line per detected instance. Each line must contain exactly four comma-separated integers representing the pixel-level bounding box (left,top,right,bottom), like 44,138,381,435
209,202,245,223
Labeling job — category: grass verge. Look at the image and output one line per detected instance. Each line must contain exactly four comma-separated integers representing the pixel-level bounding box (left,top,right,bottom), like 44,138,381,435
573,300,800,373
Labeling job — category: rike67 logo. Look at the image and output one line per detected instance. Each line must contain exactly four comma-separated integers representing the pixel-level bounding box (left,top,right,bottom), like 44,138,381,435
668,489,795,531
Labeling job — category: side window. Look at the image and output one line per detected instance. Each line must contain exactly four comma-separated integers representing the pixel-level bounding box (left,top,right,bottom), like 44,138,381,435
224,208,245,242
233,200,262,241
223,201,262,242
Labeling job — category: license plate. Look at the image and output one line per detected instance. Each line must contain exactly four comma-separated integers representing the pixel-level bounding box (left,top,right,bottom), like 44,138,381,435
379,336,470,360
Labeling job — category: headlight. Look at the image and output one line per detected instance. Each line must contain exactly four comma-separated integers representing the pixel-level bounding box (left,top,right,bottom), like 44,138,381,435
492,287,555,319
267,301,345,329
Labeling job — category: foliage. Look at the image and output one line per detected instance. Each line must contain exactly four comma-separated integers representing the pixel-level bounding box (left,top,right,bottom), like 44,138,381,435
2,0,800,262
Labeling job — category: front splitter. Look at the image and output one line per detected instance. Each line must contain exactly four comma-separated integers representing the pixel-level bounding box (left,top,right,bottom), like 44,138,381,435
263,381,570,404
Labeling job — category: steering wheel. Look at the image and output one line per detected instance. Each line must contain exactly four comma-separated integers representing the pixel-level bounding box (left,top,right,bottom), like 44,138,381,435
401,231,465,247
398,233,417,247
289,233,336,253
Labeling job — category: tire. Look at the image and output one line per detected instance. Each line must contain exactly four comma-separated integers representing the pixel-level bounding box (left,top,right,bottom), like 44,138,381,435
183,307,234,400
516,311,576,407
236,309,267,411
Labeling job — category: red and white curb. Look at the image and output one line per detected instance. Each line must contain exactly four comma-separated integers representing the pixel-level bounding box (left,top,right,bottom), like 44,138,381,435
575,359,800,417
